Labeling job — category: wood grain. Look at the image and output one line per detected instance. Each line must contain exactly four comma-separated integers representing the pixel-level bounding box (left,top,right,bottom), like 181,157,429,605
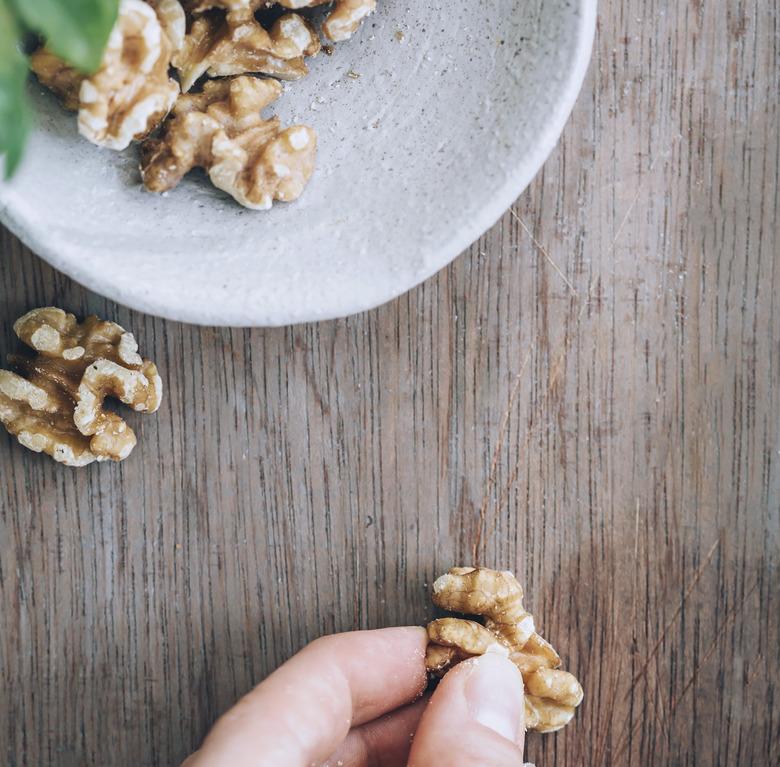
1,0,778,764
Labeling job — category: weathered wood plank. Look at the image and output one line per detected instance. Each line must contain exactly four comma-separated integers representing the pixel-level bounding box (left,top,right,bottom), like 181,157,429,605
1,0,778,764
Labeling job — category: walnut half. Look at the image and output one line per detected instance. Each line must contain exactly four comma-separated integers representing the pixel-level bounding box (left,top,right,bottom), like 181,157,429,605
30,0,180,150
0,308,162,467
147,0,188,53
141,75,316,210
173,5,321,92
276,0,378,42
425,567,584,734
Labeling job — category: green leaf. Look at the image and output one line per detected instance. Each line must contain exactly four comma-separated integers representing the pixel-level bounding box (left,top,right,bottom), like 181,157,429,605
0,0,32,178
11,0,120,73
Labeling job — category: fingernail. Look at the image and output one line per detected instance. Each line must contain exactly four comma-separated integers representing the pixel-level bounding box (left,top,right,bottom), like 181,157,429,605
464,652,525,742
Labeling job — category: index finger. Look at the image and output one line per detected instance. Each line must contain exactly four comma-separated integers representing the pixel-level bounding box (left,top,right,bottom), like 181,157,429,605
184,627,428,767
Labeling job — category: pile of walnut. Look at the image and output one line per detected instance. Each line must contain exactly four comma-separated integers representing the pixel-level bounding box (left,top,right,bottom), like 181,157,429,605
426,567,584,734
30,0,377,210
0,308,162,467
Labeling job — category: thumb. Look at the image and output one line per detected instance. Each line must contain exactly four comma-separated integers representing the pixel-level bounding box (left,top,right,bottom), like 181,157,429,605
408,652,527,767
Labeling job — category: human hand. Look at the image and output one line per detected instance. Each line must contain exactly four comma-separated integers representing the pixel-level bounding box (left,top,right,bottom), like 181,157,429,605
182,627,529,767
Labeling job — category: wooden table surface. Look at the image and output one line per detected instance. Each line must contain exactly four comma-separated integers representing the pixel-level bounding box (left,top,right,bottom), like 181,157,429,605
2,1,778,765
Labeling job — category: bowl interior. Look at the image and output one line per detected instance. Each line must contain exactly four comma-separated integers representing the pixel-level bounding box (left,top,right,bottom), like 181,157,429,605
0,0,595,326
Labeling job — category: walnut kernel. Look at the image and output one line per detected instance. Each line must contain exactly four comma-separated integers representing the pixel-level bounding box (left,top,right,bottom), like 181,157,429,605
425,567,584,734
276,0,377,42
79,0,180,149
173,7,320,91
0,308,162,467
141,76,316,209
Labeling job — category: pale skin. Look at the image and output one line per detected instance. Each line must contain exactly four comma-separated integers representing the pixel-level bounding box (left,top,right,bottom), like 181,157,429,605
182,627,528,767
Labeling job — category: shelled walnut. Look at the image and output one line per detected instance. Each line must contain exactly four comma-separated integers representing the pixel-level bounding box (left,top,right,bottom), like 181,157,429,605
276,0,377,42
173,6,320,92
0,308,162,467
147,0,188,52
28,49,84,110
79,0,180,148
29,0,379,210
425,567,584,734
30,0,179,150
183,0,376,41
141,75,316,209
182,0,264,13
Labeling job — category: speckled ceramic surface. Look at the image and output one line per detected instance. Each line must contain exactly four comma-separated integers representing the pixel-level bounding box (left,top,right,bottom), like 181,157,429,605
0,1,596,327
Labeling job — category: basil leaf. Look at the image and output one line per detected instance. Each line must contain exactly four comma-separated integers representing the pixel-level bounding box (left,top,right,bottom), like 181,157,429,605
10,0,120,73
0,1,32,178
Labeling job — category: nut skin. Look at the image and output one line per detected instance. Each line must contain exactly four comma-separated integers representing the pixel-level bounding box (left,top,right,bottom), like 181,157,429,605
0,308,162,467
426,567,584,734
140,76,317,210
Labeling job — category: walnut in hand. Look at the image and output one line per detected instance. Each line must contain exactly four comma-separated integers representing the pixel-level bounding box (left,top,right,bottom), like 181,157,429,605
425,567,584,733
0,308,162,467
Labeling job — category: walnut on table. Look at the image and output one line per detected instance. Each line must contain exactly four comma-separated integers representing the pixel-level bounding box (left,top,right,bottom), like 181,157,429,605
425,567,584,734
0,308,162,467
173,2,320,92
30,0,180,150
275,0,377,42
141,75,316,209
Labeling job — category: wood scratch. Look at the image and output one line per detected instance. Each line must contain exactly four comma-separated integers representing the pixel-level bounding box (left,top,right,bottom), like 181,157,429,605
481,275,597,547
668,579,759,716
592,624,627,766
628,536,721,692
474,149,652,563
609,149,665,251
612,578,759,764
510,208,579,296
472,351,531,563
612,658,670,764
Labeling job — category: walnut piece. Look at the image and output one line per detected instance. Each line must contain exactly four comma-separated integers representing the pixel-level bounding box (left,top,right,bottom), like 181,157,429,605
182,0,265,13
29,49,84,111
173,5,320,92
425,567,584,734
30,0,378,210
147,0,188,52
276,0,377,42
0,308,162,467
141,75,316,210
32,0,180,150
80,0,180,148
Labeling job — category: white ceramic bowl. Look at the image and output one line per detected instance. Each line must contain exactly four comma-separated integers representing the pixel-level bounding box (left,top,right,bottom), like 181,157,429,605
0,1,596,326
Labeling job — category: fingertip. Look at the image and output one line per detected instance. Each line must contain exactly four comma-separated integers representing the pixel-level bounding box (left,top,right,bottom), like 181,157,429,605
408,651,527,766
463,653,525,747
381,625,429,649
183,626,433,767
